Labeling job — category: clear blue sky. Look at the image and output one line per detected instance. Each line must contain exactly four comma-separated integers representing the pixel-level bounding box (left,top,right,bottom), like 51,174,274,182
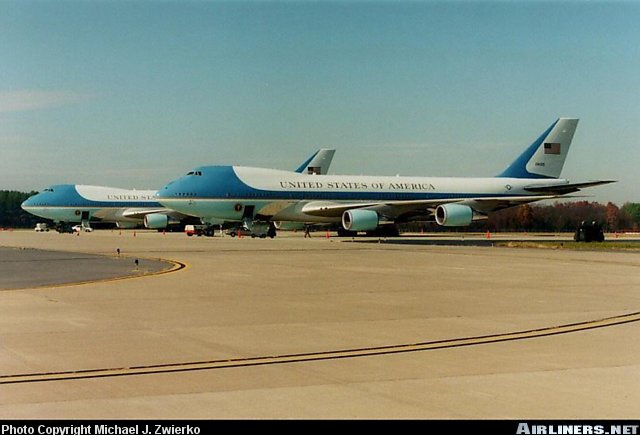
1,0,638,205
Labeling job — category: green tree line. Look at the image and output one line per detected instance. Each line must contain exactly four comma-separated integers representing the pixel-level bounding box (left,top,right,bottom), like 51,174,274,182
415,201,640,233
485,201,640,232
2,189,640,231
0,190,44,228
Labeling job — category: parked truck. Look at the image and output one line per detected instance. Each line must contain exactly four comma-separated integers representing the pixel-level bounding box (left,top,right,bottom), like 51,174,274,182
185,225,214,237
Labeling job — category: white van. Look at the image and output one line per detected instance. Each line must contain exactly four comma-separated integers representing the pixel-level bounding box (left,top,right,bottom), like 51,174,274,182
35,223,49,232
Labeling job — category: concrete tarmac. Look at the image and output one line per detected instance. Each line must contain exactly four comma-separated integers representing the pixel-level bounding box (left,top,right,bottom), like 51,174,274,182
0,229,639,418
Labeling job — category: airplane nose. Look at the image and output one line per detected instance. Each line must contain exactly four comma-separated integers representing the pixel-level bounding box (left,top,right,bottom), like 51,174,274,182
21,198,33,209
157,180,178,198
156,185,170,198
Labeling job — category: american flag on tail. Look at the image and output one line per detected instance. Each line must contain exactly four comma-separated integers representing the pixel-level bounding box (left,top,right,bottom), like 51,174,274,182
544,142,561,154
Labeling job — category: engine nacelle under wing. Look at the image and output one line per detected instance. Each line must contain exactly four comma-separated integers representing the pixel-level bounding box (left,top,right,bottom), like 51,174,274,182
342,209,379,232
144,213,170,229
435,203,486,226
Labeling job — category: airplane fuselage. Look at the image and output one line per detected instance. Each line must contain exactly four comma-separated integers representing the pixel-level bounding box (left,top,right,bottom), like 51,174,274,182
21,185,164,226
157,165,569,223
22,149,337,228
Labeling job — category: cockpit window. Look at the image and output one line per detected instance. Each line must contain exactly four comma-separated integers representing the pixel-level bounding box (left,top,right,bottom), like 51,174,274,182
44,188,54,192
186,171,203,176
187,171,195,175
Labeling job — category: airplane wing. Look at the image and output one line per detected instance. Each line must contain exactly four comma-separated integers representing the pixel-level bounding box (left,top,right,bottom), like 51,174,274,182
120,207,203,228
524,180,616,195
300,176,615,222
300,195,560,220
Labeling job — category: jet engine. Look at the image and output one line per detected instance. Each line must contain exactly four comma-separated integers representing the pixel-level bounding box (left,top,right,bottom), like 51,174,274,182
342,209,379,232
144,213,170,229
435,203,486,226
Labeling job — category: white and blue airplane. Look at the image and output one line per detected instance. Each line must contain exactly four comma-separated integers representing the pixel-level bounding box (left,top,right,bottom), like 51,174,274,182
21,148,335,231
22,185,177,230
156,118,613,236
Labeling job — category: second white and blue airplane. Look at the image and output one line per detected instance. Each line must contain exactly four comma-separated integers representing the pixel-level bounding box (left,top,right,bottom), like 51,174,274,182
21,149,335,232
156,118,613,235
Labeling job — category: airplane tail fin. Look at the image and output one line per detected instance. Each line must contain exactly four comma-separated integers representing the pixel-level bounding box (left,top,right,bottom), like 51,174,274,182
498,118,579,179
295,148,336,175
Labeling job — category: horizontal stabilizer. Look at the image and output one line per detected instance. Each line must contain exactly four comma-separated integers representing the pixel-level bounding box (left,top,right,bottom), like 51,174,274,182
524,180,616,195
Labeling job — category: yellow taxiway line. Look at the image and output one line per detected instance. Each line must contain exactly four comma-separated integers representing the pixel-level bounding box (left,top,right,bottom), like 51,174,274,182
2,310,638,385
3,255,187,291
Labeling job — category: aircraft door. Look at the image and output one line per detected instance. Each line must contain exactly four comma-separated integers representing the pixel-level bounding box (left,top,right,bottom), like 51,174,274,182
242,205,255,220
241,205,255,230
